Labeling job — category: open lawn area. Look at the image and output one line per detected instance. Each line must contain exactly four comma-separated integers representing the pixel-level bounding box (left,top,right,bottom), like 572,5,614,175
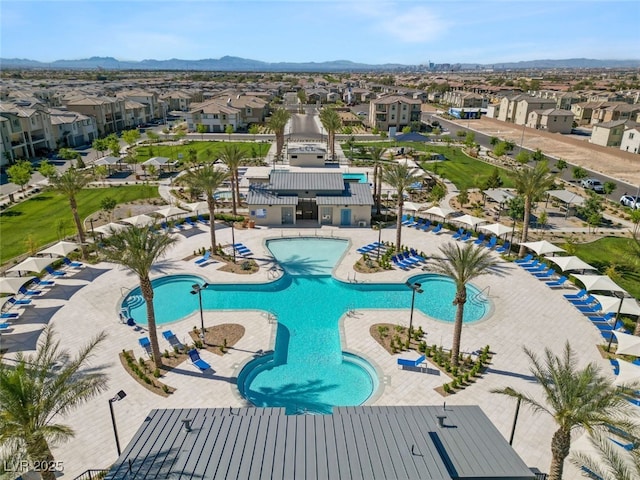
572,236,640,300
133,141,271,164
0,185,160,264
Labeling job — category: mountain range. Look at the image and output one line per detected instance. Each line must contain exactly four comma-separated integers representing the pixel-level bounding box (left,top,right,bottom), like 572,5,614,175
1,56,639,72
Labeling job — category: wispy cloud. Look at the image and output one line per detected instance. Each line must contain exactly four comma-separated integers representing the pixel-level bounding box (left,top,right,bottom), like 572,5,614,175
378,6,448,42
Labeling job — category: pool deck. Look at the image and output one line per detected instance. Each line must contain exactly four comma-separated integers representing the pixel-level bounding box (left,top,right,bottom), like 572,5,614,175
4,222,611,478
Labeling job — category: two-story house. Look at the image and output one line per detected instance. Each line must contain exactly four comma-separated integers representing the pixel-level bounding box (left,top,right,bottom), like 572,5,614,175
368,95,421,132
620,127,640,154
513,97,557,125
63,95,127,135
526,108,574,134
590,120,638,147
0,101,55,159
49,108,98,147
186,99,241,133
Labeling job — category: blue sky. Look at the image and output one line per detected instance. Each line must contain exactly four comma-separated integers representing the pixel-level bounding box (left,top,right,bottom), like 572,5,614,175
1,1,638,65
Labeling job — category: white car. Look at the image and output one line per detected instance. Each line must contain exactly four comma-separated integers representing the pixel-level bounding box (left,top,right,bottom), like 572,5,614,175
581,178,604,193
620,195,640,209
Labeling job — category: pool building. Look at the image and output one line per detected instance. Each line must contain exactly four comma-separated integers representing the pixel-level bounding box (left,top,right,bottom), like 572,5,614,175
247,171,374,226
105,405,536,480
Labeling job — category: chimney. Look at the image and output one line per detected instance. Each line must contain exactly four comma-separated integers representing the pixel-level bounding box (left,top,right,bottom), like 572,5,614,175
181,419,192,432
436,415,447,428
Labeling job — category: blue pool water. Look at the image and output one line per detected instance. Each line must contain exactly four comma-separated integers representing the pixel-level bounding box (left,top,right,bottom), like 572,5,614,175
124,237,489,413
342,173,368,183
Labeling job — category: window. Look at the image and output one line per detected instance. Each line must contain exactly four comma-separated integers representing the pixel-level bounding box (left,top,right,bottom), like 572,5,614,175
391,115,395,120
213,114,219,119
629,133,635,139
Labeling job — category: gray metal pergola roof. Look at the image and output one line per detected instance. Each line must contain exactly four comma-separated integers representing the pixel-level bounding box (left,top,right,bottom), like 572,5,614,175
316,183,374,206
545,189,585,206
483,188,516,204
105,406,535,480
271,171,344,192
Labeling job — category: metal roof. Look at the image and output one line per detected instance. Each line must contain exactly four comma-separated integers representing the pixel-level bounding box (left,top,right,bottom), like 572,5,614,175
246,187,298,205
316,183,374,206
105,405,535,480
271,171,344,192
545,189,585,206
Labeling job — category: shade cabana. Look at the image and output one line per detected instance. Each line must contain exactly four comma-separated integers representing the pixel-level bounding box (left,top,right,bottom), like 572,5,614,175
545,255,596,273
613,359,640,386
39,241,80,257
422,205,456,220
451,214,488,230
479,222,512,238
184,201,209,214
573,274,626,294
93,223,128,236
521,240,566,256
612,331,640,356
0,276,36,295
7,257,54,274
592,295,640,316
120,214,156,227
154,206,188,219
403,201,422,213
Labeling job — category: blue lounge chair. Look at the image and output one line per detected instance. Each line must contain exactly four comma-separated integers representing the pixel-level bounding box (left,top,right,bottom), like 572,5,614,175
473,233,486,245
197,214,209,225
420,219,432,231
185,217,197,228
6,297,31,306
460,232,472,242
357,244,376,254
564,289,588,300
546,276,568,288
401,252,420,266
495,240,509,253
430,223,443,234
391,255,412,270
45,266,66,277
235,245,252,256
32,277,55,287
0,322,10,331
401,215,413,226
138,337,152,356
518,259,539,269
162,330,182,348
412,218,426,229
523,262,547,272
18,286,42,296
610,359,620,375
533,269,555,279
195,251,211,265
577,304,602,314
63,257,83,268
188,349,211,372
397,354,426,370
452,228,465,240
588,312,616,322
1,312,20,319
514,254,533,264
410,248,425,262
160,221,169,232
569,294,597,306
484,237,498,250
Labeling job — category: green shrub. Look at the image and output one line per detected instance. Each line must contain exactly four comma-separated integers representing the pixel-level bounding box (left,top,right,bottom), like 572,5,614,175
443,383,451,393
153,368,160,378
162,384,169,394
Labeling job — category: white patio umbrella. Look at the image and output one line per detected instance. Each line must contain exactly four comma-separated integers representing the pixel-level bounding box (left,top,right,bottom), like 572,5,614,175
403,201,421,213
39,241,80,257
7,257,54,274
154,205,188,218
0,276,36,295
185,201,209,214
520,240,566,256
546,256,596,273
613,331,640,357
613,359,640,386
592,295,640,316
479,222,512,237
573,274,626,294
452,214,488,230
93,223,128,236
422,205,456,221
120,214,155,227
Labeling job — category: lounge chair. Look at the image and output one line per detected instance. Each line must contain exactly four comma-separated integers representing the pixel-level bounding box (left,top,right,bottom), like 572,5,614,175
430,224,443,234
63,257,83,268
546,276,568,288
473,233,486,245
391,254,412,270
514,254,533,264
357,243,376,254
32,277,55,287
569,294,597,306
533,269,555,279
397,354,426,370
44,265,66,277
460,232,472,242
401,215,413,226
235,245,252,256
485,237,498,250
495,240,509,253
401,252,420,266
420,220,432,231
576,304,602,314
564,289,588,300
610,359,620,375
410,248,425,262
195,251,211,265
188,349,211,372
1,312,20,319
197,214,209,225
18,286,42,296
185,217,197,228
162,330,182,348
0,322,11,331
138,337,152,356
518,259,539,269
588,312,616,322
523,262,547,273
452,228,465,240
5,297,32,307
412,218,426,229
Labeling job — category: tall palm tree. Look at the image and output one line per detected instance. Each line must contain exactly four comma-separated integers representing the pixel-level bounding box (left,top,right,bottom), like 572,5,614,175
369,145,385,215
381,162,415,251
511,161,555,257
430,242,498,366
570,431,640,480
319,107,343,160
49,167,92,259
178,165,229,251
492,342,640,480
267,108,291,161
218,143,244,216
0,327,107,480
100,226,177,368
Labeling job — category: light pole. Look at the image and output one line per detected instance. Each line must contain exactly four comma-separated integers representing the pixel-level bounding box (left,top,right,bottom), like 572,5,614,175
229,221,236,264
405,281,424,347
376,221,384,261
607,291,627,352
190,283,209,342
108,390,127,456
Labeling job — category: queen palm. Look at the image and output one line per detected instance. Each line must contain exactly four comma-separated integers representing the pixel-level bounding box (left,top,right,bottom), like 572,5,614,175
368,145,385,215
430,242,498,367
493,342,640,480
218,143,244,216
100,226,177,368
570,431,640,480
0,327,107,480
381,162,415,252
49,167,92,259
319,107,342,160
267,108,291,161
511,161,555,257
178,165,229,252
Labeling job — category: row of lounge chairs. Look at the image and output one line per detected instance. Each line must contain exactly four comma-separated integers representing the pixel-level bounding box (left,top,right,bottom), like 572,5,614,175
392,249,425,269
138,332,211,372
357,242,386,254
160,215,209,233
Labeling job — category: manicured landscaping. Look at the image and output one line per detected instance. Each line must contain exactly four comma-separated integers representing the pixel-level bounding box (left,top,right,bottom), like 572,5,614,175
572,236,640,300
133,140,270,164
0,185,160,264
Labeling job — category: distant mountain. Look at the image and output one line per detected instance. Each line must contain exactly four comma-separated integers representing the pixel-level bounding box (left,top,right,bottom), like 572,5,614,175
0,56,638,72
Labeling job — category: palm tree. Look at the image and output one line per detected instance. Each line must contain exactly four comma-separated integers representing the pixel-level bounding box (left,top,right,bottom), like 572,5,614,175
267,108,291,161
178,165,229,252
319,107,343,160
492,342,640,480
570,430,640,480
49,167,92,259
430,242,498,366
218,143,244,216
100,226,177,368
369,145,385,215
511,161,555,257
381,162,415,251
0,327,107,480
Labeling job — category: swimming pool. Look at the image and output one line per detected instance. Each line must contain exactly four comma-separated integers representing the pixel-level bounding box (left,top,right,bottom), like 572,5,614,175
123,237,489,413
342,173,368,183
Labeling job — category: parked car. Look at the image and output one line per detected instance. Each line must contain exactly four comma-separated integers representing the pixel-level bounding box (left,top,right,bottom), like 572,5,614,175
620,194,640,209
581,178,604,193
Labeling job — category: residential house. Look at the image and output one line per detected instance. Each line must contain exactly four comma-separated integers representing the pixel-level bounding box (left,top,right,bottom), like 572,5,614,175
442,91,486,109
571,102,606,126
213,94,269,127
247,171,374,227
49,108,98,147
497,94,530,123
526,108,574,134
124,100,151,128
117,89,161,119
514,97,557,125
63,96,127,135
0,117,14,167
0,101,55,159
620,126,640,154
591,103,640,125
368,95,422,132
485,103,500,119
186,99,241,133
160,90,202,112
590,120,638,147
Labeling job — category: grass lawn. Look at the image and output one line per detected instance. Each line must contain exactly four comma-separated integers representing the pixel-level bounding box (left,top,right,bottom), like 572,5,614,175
572,236,640,300
351,141,514,190
0,185,160,264
134,141,270,164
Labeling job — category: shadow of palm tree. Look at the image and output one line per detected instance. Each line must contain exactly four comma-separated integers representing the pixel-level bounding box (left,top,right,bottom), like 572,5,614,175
277,255,332,276
245,378,340,414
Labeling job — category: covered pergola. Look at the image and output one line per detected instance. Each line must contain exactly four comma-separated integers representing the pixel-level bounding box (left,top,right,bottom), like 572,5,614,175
142,157,176,174
94,156,124,174
545,189,585,218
